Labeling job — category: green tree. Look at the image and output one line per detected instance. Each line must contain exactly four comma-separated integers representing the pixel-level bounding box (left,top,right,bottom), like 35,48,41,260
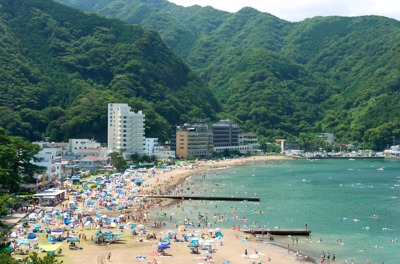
0,251,63,264
0,128,43,192
0,194,17,230
109,151,126,172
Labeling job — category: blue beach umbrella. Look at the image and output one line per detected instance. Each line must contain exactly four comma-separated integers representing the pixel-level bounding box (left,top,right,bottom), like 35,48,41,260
157,243,170,250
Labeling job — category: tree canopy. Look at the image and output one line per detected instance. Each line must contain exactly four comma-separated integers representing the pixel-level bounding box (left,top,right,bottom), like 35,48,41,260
56,0,400,149
0,128,43,193
0,0,220,144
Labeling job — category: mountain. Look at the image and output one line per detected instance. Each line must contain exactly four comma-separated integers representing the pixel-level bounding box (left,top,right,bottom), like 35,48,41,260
0,0,220,143
56,0,400,149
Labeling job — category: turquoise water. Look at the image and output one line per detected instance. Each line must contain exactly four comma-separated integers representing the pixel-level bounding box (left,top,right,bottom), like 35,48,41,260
156,159,400,263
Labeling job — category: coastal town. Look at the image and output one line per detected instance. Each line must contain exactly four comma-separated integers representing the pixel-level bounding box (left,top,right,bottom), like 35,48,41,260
2,103,399,264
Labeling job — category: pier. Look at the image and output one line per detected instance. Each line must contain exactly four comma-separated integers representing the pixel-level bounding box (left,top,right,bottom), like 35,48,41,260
293,156,384,160
243,228,311,236
132,195,260,202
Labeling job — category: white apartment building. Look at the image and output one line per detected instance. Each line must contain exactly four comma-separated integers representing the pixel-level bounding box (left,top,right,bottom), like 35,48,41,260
108,103,145,157
145,138,176,159
68,139,103,158
145,138,158,156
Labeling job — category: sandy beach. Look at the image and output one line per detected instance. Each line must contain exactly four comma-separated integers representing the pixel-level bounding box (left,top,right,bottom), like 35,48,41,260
9,155,317,264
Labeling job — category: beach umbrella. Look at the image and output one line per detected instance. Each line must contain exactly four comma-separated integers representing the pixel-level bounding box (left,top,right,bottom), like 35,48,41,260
10,232,18,238
33,224,42,228
130,224,137,229
157,243,170,250
187,242,199,247
52,228,64,233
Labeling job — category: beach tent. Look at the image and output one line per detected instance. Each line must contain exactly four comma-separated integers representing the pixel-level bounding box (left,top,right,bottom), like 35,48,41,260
27,233,36,239
215,231,223,238
33,224,42,232
16,240,30,246
10,232,18,238
201,233,209,239
162,237,170,244
67,237,80,243
187,242,199,247
48,236,58,243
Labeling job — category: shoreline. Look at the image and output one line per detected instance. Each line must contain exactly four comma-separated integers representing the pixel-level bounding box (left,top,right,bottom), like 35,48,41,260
8,155,320,264
141,156,317,263
142,155,316,263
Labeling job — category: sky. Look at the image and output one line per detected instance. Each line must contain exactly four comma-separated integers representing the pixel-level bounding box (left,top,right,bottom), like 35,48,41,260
167,0,400,22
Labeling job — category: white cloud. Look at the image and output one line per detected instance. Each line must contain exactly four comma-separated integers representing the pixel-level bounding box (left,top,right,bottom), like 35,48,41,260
167,0,400,21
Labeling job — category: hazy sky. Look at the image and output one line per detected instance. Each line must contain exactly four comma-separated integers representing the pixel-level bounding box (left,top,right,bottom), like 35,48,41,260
167,0,400,22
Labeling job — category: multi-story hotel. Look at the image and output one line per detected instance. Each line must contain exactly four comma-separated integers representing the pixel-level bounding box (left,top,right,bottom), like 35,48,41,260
107,103,145,156
176,122,214,158
212,120,239,147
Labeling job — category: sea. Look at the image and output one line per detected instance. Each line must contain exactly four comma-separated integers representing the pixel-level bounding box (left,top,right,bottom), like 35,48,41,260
154,158,400,264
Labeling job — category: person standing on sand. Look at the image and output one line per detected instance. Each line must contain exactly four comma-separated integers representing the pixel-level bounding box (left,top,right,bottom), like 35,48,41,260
107,252,111,261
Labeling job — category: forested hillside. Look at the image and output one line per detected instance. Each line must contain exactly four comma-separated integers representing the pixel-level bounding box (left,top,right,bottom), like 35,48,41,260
0,0,220,143
57,0,400,150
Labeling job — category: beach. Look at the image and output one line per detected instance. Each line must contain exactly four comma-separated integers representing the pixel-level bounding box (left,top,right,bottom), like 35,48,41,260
8,155,317,264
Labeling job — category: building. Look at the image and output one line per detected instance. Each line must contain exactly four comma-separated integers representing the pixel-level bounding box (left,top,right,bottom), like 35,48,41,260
33,189,67,206
145,138,176,159
212,120,239,147
384,145,400,157
68,139,104,158
108,103,145,157
239,133,258,146
176,123,213,158
31,142,66,185
275,139,299,153
76,156,108,173
238,133,259,153
145,138,158,156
